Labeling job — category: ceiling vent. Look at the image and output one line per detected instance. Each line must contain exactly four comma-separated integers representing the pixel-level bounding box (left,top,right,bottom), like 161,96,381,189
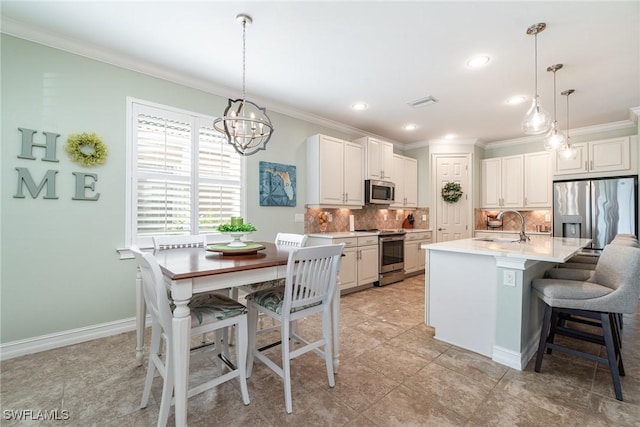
407,95,438,108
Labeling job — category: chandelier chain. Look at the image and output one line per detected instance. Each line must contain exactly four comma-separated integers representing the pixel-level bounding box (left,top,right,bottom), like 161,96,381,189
241,17,246,103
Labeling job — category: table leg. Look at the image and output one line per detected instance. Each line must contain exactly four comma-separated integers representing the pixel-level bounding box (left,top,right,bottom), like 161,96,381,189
135,266,145,366
172,288,192,427
331,283,340,373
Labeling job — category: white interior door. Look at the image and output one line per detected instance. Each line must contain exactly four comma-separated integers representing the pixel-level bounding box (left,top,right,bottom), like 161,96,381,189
434,155,471,242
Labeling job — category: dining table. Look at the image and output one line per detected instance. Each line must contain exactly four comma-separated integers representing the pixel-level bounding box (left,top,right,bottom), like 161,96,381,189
133,241,342,427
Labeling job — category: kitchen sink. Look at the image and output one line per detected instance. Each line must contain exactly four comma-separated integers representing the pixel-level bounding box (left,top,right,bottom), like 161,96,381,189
473,237,520,243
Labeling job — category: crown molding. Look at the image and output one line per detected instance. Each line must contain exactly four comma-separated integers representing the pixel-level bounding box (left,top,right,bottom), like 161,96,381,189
630,106,640,123
484,119,637,149
1,17,397,145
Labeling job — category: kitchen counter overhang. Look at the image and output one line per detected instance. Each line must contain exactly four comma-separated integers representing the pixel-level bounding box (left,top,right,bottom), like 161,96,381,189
420,236,591,371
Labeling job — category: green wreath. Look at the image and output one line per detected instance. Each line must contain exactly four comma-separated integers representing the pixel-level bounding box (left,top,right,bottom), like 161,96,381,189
441,181,463,203
65,132,108,166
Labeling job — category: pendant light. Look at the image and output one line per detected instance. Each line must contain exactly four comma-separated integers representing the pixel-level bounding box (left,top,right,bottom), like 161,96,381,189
521,23,552,135
543,64,566,150
558,89,578,160
213,14,273,156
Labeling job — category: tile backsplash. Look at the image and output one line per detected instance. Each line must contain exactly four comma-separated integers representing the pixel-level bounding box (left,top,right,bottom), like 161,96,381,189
305,206,429,233
474,208,552,232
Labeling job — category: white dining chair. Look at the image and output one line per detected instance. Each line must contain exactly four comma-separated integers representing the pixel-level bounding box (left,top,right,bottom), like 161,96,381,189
131,246,250,427
245,243,344,414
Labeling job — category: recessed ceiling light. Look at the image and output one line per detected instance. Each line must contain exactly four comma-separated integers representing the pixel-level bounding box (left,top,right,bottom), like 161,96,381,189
466,55,490,68
403,124,417,131
351,102,368,110
444,133,456,140
505,95,527,105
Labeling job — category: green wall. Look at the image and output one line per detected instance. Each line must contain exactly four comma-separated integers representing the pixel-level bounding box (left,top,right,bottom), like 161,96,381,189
0,35,354,343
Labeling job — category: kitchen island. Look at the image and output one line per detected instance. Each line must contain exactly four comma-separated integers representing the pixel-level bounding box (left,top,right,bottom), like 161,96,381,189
420,236,591,370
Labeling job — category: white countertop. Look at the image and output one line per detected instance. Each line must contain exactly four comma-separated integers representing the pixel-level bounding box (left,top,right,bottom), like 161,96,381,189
421,235,592,263
307,228,431,239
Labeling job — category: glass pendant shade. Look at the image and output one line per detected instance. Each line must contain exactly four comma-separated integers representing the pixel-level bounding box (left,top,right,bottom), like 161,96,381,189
544,122,566,150
522,96,552,135
557,88,577,160
559,144,577,160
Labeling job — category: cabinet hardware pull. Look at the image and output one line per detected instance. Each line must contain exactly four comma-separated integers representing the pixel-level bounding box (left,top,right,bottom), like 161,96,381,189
585,161,588,171
438,228,446,231
590,160,593,170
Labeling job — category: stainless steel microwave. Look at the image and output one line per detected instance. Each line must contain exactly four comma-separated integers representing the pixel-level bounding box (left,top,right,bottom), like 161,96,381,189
365,179,395,205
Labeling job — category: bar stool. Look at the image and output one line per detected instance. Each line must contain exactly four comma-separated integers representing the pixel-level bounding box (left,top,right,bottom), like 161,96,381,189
532,244,640,401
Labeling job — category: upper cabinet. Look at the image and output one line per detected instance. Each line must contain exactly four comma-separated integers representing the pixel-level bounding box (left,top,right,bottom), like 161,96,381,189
481,155,523,209
481,152,551,209
554,136,631,176
306,134,363,207
354,136,394,181
523,152,552,208
391,154,418,208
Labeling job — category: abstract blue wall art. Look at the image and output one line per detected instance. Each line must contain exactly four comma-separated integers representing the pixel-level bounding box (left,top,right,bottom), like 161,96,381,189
259,161,296,206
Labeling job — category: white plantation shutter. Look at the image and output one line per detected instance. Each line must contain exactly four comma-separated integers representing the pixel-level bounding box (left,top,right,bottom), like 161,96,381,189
129,100,243,246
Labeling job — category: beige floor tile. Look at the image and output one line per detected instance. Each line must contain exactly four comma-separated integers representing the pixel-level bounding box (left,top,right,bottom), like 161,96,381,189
433,346,509,389
403,362,493,419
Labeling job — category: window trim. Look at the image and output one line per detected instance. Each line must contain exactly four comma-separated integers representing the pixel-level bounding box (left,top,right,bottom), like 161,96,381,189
124,96,247,250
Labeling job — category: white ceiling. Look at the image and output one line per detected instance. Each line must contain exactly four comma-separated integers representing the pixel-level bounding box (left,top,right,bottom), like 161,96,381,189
2,1,639,146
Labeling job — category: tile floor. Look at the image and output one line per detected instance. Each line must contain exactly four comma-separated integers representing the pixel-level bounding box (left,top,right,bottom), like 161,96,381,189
2,275,640,426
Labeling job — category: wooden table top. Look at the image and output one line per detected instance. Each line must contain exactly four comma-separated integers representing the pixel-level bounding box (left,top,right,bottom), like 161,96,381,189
154,242,290,281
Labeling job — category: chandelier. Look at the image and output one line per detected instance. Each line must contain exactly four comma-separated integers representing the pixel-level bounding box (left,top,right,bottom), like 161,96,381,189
521,23,552,135
544,64,566,150
213,14,273,156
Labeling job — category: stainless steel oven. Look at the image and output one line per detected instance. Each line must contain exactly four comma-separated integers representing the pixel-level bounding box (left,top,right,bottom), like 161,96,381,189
378,230,405,286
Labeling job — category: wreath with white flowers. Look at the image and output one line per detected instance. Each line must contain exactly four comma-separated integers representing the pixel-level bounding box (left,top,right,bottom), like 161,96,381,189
65,133,108,167
441,181,463,203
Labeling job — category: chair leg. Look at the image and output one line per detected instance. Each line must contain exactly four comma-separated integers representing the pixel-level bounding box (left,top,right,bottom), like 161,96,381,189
546,309,561,355
246,303,258,378
140,323,161,409
322,309,335,388
609,313,625,377
281,319,293,414
158,346,174,427
601,313,623,401
535,304,553,372
236,316,250,405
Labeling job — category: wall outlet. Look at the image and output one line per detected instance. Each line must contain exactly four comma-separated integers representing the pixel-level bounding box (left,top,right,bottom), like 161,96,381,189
383,214,388,221
422,214,427,221
545,214,551,222
396,214,400,220
294,213,304,223
328,213,333,222
503,270,516,287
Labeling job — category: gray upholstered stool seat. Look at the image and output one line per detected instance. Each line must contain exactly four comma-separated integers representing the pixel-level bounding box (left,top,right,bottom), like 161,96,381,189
532,244,640,401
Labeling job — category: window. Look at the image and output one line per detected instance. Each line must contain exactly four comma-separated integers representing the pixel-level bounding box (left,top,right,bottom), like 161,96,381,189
127,98,245,247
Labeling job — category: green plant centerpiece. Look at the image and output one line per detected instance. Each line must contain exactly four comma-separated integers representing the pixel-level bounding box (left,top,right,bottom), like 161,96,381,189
441,181,463,203
217,223,257,233
217,222,257,247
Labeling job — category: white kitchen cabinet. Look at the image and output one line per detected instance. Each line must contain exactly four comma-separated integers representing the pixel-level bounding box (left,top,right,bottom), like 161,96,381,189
523,151,552,208
306,134,364,207
357,235,379,286
404,231,432,275
554,136,631,176
306,234,379,291
355,136,394,181
481,155,523,209
391,154,418,208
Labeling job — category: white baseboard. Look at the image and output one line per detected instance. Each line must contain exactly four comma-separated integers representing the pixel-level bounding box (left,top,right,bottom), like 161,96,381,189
0,315,151,361
492,334,539,371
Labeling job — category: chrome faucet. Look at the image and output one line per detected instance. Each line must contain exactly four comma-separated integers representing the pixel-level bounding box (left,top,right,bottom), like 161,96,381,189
496,210,530,242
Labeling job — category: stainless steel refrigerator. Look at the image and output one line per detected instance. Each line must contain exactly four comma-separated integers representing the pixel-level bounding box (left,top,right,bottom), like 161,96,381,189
553,176,638,252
